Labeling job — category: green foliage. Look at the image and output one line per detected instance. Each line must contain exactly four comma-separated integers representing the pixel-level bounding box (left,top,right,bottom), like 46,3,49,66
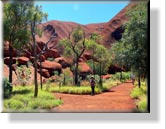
111,72,131,82
137,96,147,112
130,81,147,112
86,39,111,77
110,2,148,78
62,69,73,85
49,86,102,95
47,57,55,61
3,78,12,98
3,1,32,49
72,26,84,42
130,87,145,99
130,81,147,99
90,32,103,43
3,86,62,112
58,26,85,58
48,78,119,95
16,65,31,86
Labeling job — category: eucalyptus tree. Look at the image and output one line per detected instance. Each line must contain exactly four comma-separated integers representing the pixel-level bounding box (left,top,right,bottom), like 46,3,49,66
28,4,49,97
110,2,148,87
59,26,87,86
94,45,111,88
3,1,32,84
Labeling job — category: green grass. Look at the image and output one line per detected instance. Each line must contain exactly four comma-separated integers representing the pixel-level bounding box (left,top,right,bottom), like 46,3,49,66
130,81,148,112
137,95,147,112
47,80,120,95
3,86,63,112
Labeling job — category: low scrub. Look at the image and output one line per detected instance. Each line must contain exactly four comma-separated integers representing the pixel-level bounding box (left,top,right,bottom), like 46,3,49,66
48,80,120,95
3,78,12,98
3,86,62,112
111,72,131,82
137,95,147,112
130,81,148,112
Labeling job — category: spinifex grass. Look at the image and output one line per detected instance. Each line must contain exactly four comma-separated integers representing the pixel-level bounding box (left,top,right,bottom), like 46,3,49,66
3,85,62,112
130,81,148,112
47,79,120,95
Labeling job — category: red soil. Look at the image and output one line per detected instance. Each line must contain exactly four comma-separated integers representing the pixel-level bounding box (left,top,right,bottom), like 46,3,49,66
52,82,136,112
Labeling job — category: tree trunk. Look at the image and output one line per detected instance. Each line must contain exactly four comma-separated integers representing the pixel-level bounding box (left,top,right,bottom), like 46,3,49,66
120,71,122,81
32,31,38,97
138,74,141,88
92,49,95,78
99,62,103,88
74,62,79,86
63,73,66,86
9,45,13,84
39,60,42,90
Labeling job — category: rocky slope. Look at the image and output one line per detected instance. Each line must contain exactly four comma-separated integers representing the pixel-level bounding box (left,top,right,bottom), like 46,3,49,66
36,3,136,48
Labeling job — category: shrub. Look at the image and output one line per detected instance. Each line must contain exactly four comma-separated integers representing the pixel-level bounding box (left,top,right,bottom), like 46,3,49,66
111,72,131,82
16,65,31,86
137,96,147,112
4,99,24,110
130,80,148,112
62,69,73,85
47,57,55,61
130,87,145,99
3,78,12,98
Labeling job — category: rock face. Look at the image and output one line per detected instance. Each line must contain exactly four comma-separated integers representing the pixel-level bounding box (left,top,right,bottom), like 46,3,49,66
36,3,136,49
38,69,50,78
79,62,92,74
39,60,62,76
102,74,112,80
55,57,71,68
17,57,29,65
43,49,60,59
3,42,17,57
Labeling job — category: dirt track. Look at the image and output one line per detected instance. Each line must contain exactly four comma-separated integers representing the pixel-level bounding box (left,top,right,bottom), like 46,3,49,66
52,82,136,112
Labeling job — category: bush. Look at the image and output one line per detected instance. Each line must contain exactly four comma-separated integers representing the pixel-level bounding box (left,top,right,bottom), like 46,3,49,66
3,78,12,98
137,96,147,112
130,87,145,99
111,72,131,82
16,65,31,86
62,69,73,85
130,80,148,112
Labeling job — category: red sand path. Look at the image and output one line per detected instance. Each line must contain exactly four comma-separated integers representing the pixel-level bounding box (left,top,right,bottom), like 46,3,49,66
52,82,136,112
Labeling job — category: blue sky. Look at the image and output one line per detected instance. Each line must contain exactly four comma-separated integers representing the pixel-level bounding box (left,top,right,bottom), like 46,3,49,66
35,2,129,25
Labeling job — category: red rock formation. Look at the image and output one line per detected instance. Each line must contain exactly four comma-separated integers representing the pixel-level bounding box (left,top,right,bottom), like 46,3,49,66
38,69,50,78
102,74,112,80
17,57,29,65
43,49,60,59
3,42,17,57
39,60,62,76
79,62,92,74
55,57,71,68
